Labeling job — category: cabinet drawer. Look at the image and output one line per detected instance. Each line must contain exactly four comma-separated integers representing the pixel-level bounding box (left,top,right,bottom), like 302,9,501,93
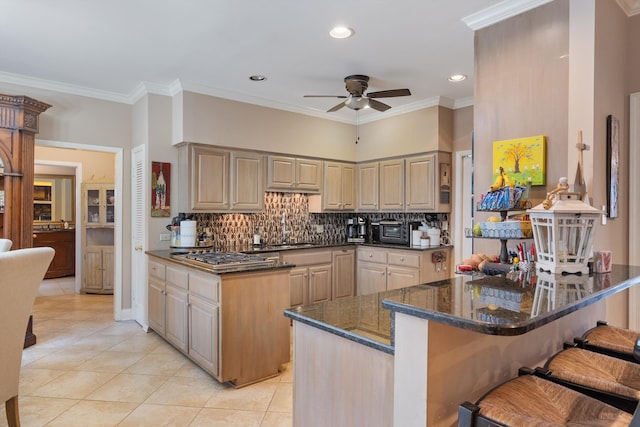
282,249,332,266
189,271,220,302
357,248,387,264
387,251,420,268
166,265,189,290
148,260,166,281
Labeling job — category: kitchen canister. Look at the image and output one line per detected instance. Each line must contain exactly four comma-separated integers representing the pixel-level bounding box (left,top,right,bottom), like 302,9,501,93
420,237,430,248
412,230,424,247
180,220,197,247
427,228,441,247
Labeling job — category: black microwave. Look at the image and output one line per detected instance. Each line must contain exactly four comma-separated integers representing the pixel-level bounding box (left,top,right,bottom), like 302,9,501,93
378,220,409,245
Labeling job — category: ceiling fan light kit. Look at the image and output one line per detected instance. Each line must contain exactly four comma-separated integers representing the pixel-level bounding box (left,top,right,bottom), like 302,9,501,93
304,74,411,113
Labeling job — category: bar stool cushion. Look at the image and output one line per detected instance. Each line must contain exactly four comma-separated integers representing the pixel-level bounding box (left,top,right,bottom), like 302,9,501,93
546,347,640,400
585,324,639,354
477,375,633,426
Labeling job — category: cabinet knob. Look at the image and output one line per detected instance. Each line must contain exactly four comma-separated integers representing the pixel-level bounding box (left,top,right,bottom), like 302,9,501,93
369,253,373,257
381,271,385,276
33,234,37,239
400,256,404,261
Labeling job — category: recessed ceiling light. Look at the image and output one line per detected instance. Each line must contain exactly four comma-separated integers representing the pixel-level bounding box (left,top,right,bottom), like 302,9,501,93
249,75,267,81
448,74,467,82
330,26,354,39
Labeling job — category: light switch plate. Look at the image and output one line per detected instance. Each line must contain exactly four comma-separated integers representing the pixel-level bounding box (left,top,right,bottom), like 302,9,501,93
160,233,171,241
315,224,324,233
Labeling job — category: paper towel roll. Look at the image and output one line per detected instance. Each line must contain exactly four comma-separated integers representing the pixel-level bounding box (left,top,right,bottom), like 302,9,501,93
180,220,197,247
412,230,423,246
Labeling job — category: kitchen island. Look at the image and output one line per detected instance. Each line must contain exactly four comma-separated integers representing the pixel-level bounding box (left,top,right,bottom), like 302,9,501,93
146,250,293,387
284,265,640,426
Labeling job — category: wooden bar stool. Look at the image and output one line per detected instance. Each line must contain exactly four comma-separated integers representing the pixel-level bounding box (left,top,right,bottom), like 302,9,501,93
535,345,640,413
574,321,640,363
458,368,635,426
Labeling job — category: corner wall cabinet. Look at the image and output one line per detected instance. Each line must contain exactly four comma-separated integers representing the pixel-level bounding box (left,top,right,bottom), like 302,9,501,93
320,161,355,211
81,183,115,294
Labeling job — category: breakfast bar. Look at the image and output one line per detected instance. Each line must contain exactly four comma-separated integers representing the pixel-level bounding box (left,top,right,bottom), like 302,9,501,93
284,265,640,427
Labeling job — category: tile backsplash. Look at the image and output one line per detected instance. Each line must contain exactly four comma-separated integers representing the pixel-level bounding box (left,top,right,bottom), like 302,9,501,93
192,192,448,249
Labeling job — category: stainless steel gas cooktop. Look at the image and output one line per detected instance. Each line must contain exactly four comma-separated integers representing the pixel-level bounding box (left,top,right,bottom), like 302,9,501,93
171,250,276,272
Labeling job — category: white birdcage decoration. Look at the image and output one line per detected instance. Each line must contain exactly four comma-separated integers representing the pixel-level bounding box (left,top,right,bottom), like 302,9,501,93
527,178,601,275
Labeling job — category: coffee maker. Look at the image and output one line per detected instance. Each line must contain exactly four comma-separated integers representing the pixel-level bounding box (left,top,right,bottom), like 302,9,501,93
347,217,366,243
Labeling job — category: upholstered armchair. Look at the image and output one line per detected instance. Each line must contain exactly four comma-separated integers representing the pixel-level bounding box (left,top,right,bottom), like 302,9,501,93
0,247,54,427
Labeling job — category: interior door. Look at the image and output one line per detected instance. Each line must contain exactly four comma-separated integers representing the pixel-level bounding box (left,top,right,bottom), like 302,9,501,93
454,150,473,267
132,145,148,330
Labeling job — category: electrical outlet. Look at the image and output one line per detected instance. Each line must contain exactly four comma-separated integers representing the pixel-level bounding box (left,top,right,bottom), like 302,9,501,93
315,224,324,233
160,233,171,241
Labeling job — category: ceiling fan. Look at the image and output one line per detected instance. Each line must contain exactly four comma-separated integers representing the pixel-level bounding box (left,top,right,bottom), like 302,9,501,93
304,75,411,112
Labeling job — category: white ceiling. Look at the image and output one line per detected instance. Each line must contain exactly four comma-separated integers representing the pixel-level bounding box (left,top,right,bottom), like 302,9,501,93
1,0,637,124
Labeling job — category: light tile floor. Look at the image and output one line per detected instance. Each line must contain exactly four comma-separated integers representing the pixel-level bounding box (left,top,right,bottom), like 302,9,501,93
5,277,293,427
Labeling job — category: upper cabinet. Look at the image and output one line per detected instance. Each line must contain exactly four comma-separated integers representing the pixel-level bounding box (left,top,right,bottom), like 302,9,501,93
178,144,264,212
355,151,451,214
356,162,379,211
266,155,322,193
379,159,405,211
321,161,355,211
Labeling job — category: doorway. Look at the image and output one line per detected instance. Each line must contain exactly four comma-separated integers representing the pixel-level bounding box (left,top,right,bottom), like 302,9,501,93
35,139,124,320
629,92,640,329
454,150,473,267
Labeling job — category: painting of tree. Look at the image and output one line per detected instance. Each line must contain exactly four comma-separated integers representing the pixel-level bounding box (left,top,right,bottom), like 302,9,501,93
492,135,546,186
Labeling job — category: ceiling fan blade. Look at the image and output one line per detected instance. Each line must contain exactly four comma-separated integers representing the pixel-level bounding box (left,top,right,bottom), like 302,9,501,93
367,88,411,98
303,95,348,98
368,98,392,112
327,101,346,112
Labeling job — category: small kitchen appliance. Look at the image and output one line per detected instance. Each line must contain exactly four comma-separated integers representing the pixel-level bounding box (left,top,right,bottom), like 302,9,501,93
378,220,410,245
357,217,368,240
167,213,202,248
347,217,366,243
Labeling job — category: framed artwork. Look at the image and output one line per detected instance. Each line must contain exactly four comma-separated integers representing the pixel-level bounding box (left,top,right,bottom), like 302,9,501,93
492,135,546,186
606,115,619,218
151,161,171,217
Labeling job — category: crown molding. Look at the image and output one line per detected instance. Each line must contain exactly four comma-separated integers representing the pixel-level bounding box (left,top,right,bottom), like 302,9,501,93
462,0,555,30
0,73,472,125
616,0,640,16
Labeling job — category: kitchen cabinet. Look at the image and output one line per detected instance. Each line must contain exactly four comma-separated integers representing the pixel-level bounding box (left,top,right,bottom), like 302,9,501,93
231,150,264,211
146,256,289,386
164,266,189,352
282,248,333,307
356,246,451,295
332,247,356,300
82,247,114,293
379,158,405,211
32,230,75,278
82,183,115,225
321,161,355,211
178,144,264,212
356,162,379,211
405,152,451,213
267,155,322,193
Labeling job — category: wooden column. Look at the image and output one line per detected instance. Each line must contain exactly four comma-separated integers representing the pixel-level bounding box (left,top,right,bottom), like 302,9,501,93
0,94,51,249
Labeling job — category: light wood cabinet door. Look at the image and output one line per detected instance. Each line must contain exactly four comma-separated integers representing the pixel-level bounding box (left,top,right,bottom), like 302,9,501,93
148,278,165,336
308,264,332,304
101,247,114,290
289,266,307,307
405,154,436,211
188,293,219,376
386,265,420,291
323,161,355,211
357,261,387,295
379,158,404,211
357,162,379,211
83,248,104,291
267,156,322,192
332,248,355,300
191,146,230,210
165,284,188,352
296,158,322,192
231,151,264,211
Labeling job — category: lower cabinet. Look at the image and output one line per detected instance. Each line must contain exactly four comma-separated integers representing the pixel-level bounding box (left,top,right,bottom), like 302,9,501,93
82,246,114,294
32,230,75,278
146,257,289,386
356,246,450,295
282,249,333,307
332,248,356,300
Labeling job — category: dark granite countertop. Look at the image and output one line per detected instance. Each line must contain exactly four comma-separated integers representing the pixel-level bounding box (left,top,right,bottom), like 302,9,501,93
285,265,640,353
243,241,453,254
146,250,294,275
